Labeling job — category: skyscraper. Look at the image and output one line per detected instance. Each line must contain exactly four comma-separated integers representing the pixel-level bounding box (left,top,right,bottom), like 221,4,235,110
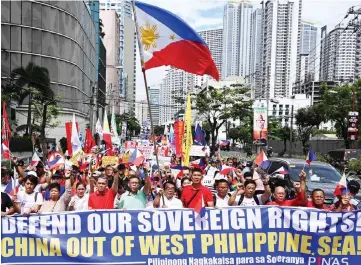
100,10,121,114
222,1,253,80
319,26,360,82
249,8,263,98
99,0,136,113
260,0,302,98
194,28,223,88
198,29,223,76
149,85,161,125
296,21,317,84
159,68,194,124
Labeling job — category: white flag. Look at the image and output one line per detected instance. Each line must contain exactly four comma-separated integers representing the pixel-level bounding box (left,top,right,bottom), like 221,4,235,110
111,107,121,145
71,114,82,155
164,124,169,135
96,118,103,137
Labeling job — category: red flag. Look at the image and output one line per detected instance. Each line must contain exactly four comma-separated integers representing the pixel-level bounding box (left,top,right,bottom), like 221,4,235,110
65,121,79,156
2,102,11,160
174,120,184,158
102,110,113,156
84,128,96,153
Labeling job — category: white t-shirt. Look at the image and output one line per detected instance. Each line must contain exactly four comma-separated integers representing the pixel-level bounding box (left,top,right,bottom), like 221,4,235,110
214,194,234,208
16,191,43,212
159,196,183,208
69,194,89,211
202,175,215,192
237,194,264,206
206,166,218,178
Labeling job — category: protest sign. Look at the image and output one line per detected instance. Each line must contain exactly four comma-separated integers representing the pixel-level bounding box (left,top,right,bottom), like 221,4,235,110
138,145,154,160
190,145,210,157
101,156,119,166
2,207,361,265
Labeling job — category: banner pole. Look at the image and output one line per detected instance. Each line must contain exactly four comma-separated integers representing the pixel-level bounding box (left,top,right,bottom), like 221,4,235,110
132,1,162,176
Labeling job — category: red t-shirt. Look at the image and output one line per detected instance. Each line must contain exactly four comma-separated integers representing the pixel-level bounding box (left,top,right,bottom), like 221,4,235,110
181,185,213,208
267,191,306,207
88,188,116,209
305,200,329,210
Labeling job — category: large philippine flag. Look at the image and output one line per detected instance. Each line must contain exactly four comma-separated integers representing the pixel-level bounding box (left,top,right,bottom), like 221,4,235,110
134,1,219,80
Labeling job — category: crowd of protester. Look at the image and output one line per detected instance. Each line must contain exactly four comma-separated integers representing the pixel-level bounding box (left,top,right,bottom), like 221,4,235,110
1,152,360,216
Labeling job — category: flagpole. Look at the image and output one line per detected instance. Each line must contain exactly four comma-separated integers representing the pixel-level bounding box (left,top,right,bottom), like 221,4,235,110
132,1,162,175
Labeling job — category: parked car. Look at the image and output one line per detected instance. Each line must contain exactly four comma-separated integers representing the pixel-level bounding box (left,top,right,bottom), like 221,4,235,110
328,149,361,163
264,158,361,205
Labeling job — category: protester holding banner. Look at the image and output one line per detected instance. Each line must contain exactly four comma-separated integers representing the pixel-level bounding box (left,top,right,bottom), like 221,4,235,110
43,170,66,200
153,181,183,208
306,189,329,210
180,177,192,190
88,165,119,209
14,174,43,216
68,182,89,211
332,180,361,210
1,192,15,216
212,179,233,207
39,170,72,213
329,192,355,212
1,168,11,193
181,168,214,208
267,170,307,206
117,171,151,210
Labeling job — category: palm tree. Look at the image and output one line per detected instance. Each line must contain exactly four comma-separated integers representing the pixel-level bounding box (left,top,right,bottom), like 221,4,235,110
99,19,105,38
11,62,53,135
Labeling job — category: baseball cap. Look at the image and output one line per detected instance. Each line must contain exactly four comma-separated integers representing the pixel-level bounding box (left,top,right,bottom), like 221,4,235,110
26,171,38,177
348,180,360,194
246,161,253,167
244,172,253,178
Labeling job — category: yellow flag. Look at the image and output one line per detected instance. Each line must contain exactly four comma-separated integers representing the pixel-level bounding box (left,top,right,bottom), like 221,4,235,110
182,93,193,166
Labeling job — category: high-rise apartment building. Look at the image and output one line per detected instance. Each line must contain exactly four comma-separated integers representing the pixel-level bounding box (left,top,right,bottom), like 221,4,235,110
100,10,121,114
222,1,253,80
159,69,194,125
194,28,223,88
100,0,136,114
149,85,161,126
135,101,149,125
319,26,360,82
296,21,317,84
249,8,263,99
199,29,223,76
260,0,301,98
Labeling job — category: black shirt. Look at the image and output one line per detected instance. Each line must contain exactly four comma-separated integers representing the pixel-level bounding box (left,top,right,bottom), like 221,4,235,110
1,192,13,213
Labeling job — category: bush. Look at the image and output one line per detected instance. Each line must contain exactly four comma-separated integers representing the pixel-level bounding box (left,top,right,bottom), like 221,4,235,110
316,152,332,164
349,157,361,173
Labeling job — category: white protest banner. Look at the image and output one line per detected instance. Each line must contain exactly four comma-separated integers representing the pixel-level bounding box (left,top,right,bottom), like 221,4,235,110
190,145,210,157
137,145,153,160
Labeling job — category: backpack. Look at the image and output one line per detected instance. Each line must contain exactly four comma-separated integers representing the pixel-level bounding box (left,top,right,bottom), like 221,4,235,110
213,193,231,206
238,194,260,206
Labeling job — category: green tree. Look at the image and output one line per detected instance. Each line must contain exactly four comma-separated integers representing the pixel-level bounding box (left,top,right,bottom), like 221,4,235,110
295,105,325,154
113,113,141,139
10,62,54,161
228,127,240,145
267,118,296,153
194,85,251,152
318,80,361,148
154,125,164,135
10,62,53,136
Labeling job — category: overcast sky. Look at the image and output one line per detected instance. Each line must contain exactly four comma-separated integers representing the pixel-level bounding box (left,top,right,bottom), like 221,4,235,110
135,0,361,100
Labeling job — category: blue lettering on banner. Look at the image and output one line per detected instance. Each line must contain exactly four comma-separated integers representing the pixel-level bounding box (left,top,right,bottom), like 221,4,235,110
1,207,361,265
